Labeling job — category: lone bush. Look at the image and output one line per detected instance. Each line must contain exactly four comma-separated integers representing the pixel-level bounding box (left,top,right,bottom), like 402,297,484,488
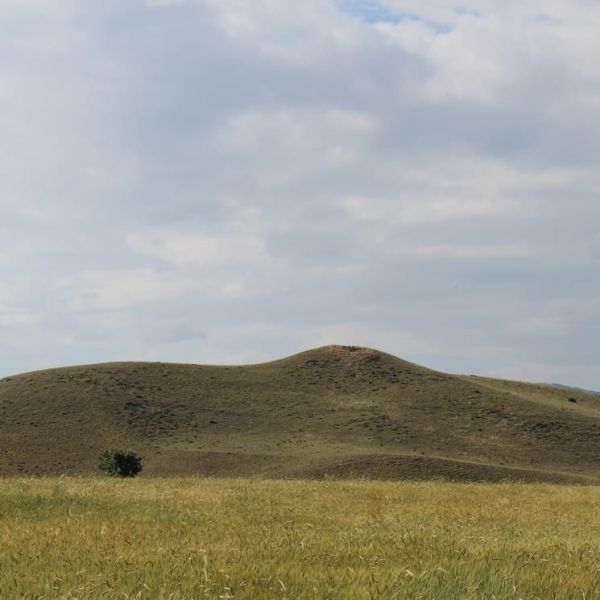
98,448,143,478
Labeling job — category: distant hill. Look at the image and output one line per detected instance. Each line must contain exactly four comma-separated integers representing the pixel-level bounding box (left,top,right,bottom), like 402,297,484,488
551,384,600,397
1,345,599,482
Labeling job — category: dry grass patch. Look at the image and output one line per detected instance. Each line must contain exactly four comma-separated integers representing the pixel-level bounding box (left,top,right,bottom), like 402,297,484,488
1,478,600,598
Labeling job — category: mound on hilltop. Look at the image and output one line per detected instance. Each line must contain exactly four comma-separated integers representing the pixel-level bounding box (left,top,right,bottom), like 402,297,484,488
1,345,599,482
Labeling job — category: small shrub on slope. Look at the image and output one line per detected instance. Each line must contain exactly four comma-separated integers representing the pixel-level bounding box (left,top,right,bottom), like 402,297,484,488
98,449,142,478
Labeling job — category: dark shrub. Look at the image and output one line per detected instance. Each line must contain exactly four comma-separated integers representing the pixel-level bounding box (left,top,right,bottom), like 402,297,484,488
98,448,142,478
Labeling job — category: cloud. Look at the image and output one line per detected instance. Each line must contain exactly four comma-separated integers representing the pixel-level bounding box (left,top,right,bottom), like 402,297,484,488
407,244,527,259
127,229,269,269
0,0,599,389
72,269,191,310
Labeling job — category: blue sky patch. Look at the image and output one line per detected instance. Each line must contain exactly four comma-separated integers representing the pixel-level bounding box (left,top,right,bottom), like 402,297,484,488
337,0,452,32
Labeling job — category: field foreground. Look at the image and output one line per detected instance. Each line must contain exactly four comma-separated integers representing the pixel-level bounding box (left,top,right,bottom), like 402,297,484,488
2,478,600,599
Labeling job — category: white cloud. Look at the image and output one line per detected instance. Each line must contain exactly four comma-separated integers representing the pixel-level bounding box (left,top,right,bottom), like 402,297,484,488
0,0,599,390
508,316,571,336
73,269,191,310
339,195,505,224
408,244,527,259
214,108,379,185
72,265,258,310
127,230,269,269
0,307,39,329
204,0,362,66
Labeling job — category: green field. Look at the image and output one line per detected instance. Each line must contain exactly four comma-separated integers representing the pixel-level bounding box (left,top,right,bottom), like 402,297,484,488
2,478,600,598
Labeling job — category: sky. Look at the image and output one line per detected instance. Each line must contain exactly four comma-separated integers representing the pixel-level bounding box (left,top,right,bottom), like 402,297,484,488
1,0,599,389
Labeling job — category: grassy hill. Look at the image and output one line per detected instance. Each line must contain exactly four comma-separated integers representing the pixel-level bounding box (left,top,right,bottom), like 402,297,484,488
1,345,599,482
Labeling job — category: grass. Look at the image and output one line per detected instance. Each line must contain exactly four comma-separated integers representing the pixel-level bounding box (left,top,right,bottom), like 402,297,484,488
1,478,600,598
3,345,600,482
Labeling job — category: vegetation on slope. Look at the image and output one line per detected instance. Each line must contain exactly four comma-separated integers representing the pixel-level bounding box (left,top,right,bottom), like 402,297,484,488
1,345,599,480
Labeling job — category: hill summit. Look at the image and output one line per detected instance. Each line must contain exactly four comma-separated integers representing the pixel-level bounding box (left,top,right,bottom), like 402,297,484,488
1,345,599,482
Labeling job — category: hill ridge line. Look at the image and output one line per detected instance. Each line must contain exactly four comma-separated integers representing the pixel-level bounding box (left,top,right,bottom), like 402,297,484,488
1,344,599,482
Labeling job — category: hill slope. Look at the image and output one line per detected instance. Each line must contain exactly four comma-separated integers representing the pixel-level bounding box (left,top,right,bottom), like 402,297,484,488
1,345,599,482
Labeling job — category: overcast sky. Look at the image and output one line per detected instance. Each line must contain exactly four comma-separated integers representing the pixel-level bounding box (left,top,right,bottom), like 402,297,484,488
1,0,599,388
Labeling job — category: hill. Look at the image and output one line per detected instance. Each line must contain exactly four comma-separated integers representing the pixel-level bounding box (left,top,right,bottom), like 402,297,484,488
1,345,599,482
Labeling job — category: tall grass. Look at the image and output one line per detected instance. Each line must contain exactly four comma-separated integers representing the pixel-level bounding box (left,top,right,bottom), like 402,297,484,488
1,478,600,598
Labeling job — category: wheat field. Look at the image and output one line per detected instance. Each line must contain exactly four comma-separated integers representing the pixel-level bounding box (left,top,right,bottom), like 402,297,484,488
1,477,600,598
